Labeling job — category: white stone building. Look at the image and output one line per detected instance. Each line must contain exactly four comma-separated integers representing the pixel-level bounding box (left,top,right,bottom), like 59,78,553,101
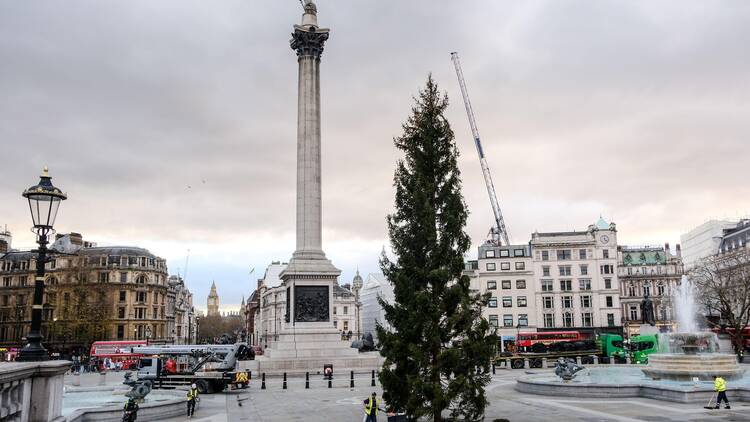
617,244,684,338
466,243,535,352
530,218,622,335
166,275,195,344
360,273,394,343
680,220,738,269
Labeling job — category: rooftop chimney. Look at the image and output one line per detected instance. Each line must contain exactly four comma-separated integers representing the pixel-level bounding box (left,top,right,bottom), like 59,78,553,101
0,239,8,254
676,244,681,257
664,242,670,254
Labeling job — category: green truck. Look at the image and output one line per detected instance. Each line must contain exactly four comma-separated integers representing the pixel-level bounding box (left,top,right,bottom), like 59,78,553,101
629,334,660,364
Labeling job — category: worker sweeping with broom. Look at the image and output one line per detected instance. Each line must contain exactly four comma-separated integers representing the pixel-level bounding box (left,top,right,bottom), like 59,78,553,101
710,375,730,410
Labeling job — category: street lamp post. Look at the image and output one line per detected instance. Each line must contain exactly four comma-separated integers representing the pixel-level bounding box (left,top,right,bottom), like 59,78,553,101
17,168,67,362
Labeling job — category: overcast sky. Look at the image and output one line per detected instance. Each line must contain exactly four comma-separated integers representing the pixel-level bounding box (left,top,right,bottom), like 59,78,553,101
1,1,749,313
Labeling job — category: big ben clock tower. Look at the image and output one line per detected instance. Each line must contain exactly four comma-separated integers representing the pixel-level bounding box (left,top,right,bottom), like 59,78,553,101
207,281,220,317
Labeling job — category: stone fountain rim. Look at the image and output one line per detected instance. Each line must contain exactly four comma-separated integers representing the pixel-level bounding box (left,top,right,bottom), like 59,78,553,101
515,371,750,403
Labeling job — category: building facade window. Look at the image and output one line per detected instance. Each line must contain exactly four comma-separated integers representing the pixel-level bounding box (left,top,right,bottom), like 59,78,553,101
582,313,593,327
486,263,496,271
543,313,554,328
485,250,495,258
580,265,588,275
541,279,553,291
607,313,615,327
563,312,574,327
515,262,525,270
503,314,513,327
502,297,512,307
559,266,572,276
501,280,512,289
500,249,510,257
542,266,550,277
600,264,614,275
629,305,638,321
603,249,610,259
119,291,126,302
120,272,127,283
488,298,497,308
500,263,510,270
489,315,498,327
579,279,591,290
543,296,554,309
517,296,527,307
579,249,587,259
557,250,572,260
605,296,613,307
514,249,524,257
604,278,612,289
581,295,592,308
562,296,573,308
541,250,549,261
516,279,526,289
560,279,572,291
518,314,528,326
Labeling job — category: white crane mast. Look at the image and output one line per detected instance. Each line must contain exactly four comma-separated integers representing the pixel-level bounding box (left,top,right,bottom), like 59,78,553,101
450,52,510,246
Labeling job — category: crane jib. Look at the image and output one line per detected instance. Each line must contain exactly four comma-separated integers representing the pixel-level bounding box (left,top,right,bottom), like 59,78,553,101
474,137,484,158
452,51,510,245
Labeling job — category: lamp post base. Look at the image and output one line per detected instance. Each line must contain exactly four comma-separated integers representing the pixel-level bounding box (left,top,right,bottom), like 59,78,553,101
16,340,49,362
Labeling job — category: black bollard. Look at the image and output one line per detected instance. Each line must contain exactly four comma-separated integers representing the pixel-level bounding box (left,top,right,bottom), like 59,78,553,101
248,370,252,380
305,372,310,389
328,377,332,388
261,372,266,390
283,372,287,390
371,369,376,387
492,362,496,375
350,370,354,388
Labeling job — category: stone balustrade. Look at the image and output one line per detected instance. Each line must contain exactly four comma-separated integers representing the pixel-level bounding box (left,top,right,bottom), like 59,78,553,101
0,361,70,422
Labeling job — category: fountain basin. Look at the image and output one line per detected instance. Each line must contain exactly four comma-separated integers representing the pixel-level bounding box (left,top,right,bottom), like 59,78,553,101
63,386,186,422
516,366,750,403
642,353,745,381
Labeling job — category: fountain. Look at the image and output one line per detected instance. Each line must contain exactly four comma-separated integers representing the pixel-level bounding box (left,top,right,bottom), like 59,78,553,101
514,275,749,403
641,276,745,381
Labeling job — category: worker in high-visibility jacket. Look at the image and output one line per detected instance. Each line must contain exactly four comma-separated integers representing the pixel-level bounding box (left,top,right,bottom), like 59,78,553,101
714,375,730,409
187,383,200,418
363,392,378,422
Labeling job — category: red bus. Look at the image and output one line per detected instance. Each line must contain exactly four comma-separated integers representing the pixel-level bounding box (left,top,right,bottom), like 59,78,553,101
516,331,586,349
90,341,147,370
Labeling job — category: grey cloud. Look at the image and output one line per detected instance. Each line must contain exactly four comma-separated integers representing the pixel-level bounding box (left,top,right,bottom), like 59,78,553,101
1,1,749,295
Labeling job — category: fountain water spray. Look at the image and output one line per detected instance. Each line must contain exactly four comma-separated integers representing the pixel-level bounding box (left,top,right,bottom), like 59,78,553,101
673,275,697,333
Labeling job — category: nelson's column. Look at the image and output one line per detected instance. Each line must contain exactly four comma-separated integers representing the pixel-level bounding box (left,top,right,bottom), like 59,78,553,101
257,1,381,371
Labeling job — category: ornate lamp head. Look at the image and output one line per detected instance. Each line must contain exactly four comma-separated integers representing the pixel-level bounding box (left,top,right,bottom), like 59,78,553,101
22,167,67,233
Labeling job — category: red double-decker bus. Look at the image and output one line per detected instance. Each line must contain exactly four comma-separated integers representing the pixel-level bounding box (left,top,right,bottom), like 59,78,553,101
516,331,586,349
90,341,147,370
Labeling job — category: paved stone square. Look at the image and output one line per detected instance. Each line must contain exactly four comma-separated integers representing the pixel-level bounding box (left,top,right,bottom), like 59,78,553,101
150,367,750,422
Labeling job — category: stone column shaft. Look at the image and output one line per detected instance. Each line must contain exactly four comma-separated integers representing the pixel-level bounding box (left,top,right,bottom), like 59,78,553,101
296,54,323,255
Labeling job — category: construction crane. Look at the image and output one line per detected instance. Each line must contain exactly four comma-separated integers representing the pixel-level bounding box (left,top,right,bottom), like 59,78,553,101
450,52,510,246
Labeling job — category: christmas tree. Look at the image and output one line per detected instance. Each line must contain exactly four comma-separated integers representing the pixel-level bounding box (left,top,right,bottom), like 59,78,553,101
377,75,497,421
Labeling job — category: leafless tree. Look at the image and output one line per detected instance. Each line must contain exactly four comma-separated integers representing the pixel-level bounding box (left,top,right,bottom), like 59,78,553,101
690,247,750,358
